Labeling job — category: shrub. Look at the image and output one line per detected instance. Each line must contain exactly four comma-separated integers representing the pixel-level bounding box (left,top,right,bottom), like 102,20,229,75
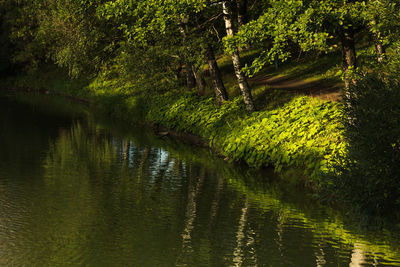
325,75,400,216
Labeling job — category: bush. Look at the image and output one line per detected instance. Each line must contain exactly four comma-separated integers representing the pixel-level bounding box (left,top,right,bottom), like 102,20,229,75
326,75,400,216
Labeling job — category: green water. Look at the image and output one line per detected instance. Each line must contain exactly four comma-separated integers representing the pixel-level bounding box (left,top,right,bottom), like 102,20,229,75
0,95,400,266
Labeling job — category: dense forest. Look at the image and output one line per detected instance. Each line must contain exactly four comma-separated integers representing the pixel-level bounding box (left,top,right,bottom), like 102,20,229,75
1,0,400,218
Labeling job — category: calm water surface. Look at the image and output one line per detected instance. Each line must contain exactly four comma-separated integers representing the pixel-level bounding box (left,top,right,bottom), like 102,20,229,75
0,95,400,266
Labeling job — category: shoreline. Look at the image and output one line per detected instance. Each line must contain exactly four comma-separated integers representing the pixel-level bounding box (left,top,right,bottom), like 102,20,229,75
3,85,344,189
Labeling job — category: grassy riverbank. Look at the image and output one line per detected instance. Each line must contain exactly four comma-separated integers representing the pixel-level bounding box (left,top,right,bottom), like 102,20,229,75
95,88,344,185
2,70,345,187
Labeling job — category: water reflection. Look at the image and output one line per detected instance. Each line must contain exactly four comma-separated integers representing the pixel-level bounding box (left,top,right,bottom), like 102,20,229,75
0,96,400,266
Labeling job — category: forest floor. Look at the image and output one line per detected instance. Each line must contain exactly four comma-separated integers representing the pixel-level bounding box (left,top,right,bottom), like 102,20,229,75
210,49,344,106
249,73,342,101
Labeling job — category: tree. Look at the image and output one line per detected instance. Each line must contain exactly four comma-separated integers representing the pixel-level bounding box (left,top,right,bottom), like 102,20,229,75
229,0,367,90
236,0,248,31
3,0,119,77
363,0,400,63
193,11,229,104
101,1,207,91
222,0,255,112
101,0,232,103
327,75,400,216
205,42,229,104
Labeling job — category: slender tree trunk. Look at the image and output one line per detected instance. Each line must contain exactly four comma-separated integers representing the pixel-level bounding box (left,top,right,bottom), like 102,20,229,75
236,0,248,31
231,51,256,111
179,23,197,91
222,1,255,112
340,26,357,90
192,65,207,96
374,37,385,63
174,64,183,81
205,44,228,104
236,0,250,50
371,19,385,63
185,62,196,91
340,26,358,124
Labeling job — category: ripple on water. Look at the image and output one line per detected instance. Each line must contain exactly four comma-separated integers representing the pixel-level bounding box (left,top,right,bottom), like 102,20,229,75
1,96,400,266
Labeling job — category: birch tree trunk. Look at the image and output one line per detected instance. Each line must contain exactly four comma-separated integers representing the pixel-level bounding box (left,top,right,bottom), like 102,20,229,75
371,19,385,63
222,1,255,112
192,65,207,95
236,0,248,31
179,23,197,91
185,62,196,91
205,44,228,104
340,26,357,91
374,37,385,63
236,0,250,50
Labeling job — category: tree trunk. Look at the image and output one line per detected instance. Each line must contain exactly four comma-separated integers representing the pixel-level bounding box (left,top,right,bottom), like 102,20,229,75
174,64,183,81
236,0,250,50
371,19,385,63
236,0,248,31
192,65,207,96
222,1,255,112
374,37,385,63
340,26,357,124
205,44,228,104
231,51,255,112
340,26,357,90
185,62,196,91
179,23,196,91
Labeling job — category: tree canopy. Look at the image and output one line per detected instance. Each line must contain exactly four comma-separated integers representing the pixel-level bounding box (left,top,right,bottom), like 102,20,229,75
1,0,399,105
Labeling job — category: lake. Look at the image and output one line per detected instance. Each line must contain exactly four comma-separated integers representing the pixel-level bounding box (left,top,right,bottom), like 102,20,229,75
0,94,399,266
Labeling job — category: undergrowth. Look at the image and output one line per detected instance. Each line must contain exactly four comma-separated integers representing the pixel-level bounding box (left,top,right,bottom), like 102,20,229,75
4,66,346,185
109,88,346,183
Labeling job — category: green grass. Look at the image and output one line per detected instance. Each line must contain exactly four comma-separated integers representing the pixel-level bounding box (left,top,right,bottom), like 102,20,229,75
201,48,343,111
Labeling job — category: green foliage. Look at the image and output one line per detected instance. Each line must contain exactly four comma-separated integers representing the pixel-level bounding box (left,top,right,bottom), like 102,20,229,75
384,41,400,76
218,97,344,180
0,66,89,95
3,0,400,211
325,75,400,216
35,0,115,77
146,90,243,136
229,0,367,77
13,92,89,119
144,90,344,181
2,0,119,77
83,71,344,182
363,0,400,47
99,0,211,86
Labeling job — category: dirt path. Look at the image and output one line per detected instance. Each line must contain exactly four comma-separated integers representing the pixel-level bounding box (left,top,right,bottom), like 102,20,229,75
250,73,343,101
